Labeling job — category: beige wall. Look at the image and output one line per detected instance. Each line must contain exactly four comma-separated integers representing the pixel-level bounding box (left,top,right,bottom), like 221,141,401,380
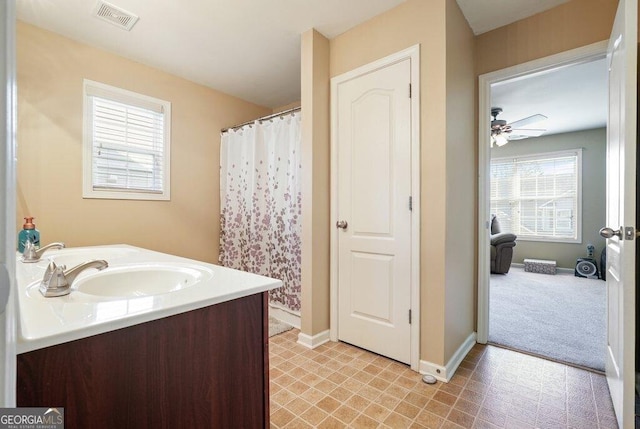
476,0,618,75
444,0,477,360
300,30,330,336
272,101,301,114
17,22,270,263
491,128,607,269
330,0,476,366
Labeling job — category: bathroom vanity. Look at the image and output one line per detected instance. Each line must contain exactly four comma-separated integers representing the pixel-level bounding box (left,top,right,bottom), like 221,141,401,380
14,245,281,429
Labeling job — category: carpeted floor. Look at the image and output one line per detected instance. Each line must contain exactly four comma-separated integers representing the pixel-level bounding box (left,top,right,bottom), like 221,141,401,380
268,316,293,337
489,266,606,371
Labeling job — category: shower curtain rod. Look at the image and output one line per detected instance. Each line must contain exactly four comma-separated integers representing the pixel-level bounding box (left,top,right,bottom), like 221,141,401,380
221,106,301,133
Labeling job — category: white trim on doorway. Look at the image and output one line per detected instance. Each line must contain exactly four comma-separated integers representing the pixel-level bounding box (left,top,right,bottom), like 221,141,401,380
329,44,421,371
477,41,608,344
419,332,477,383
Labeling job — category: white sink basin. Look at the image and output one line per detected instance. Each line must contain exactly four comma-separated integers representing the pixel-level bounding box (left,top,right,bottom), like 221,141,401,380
25,263,215,300
74,264,214,298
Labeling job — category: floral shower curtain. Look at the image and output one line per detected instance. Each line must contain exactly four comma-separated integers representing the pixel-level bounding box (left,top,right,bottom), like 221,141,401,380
219,111,302,312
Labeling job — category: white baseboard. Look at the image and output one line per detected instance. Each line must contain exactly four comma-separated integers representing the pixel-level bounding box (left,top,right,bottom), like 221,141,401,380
297,330,331,349
268,304,301,329
419,360,448,382
419,332,476,382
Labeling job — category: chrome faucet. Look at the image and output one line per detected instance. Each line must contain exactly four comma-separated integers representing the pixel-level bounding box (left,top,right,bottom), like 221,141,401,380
21,240,65,263
39,260,108,297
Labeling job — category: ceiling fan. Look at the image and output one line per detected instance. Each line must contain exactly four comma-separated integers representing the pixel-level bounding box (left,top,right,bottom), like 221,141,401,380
491,107,547,146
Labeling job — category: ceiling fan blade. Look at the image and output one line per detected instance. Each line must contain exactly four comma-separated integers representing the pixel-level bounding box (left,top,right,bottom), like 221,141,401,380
509,128,546,137
507,129,546,141
507,134,531,141
508,114,547,129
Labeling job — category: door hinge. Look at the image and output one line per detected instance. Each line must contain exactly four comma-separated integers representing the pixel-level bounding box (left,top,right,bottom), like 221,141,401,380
409,84,412,98
409,309,412,324
409,196,413,211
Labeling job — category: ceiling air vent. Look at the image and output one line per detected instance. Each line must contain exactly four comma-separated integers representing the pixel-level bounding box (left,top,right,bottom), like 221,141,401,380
92,0,139,31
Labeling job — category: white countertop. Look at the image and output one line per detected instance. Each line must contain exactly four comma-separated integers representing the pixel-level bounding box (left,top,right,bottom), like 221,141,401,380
16,245,282,353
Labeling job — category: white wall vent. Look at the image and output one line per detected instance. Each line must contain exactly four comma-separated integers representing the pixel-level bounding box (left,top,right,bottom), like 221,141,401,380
92,1,139,31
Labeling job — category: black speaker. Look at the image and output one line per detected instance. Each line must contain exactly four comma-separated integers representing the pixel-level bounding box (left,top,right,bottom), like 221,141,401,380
575,257,599,279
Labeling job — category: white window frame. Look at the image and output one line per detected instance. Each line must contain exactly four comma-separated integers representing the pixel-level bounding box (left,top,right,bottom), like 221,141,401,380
83,79,171,200
490,148,583,244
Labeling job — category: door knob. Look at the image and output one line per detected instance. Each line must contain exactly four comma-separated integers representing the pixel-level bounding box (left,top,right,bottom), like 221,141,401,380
599,227,623,239
336,220,348,230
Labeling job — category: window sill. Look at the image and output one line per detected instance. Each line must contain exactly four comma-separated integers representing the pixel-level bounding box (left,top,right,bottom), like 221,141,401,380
83,189,170,201
516,236,581,244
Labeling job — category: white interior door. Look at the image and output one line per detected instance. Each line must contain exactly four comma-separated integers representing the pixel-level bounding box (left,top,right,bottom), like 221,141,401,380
335,58,412,364
601,0,637,426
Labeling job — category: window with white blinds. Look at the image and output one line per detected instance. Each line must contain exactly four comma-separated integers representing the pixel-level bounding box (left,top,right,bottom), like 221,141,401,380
490,149,582,243
83,80,171,200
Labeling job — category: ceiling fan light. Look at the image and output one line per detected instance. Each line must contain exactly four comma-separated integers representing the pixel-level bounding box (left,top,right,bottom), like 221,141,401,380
494,133,509,147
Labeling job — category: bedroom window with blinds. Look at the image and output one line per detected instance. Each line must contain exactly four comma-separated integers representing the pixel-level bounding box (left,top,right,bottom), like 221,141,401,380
83,80,171,200
490,149,582,243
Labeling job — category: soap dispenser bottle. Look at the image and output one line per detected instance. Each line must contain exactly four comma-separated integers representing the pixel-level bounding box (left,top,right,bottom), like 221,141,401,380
18,217,40,253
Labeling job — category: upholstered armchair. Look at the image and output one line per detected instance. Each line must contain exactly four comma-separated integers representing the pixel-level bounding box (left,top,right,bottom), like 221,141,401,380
490,214,517,274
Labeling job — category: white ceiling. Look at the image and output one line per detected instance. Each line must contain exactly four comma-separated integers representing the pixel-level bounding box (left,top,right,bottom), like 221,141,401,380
455,0,570,35
491,58,608,138
17,0,407,108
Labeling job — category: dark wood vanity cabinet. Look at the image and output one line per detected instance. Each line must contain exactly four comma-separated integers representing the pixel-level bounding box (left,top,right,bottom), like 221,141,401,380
17,292,270,429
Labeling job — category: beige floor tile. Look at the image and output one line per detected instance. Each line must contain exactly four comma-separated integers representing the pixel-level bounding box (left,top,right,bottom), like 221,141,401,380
329,386,353,402
269,330,618,429
394,401,421,419
404,391,431,409
284,417,314,429
316,416,347,429
351,414,379,429
299,387,326,405
316,396,341,414
346,394,371,410
286,397,313,416
374,393,402,411
272,408,296,427
415,409,445,428
384,411,413,428
300,406,329,426
363,402,391,422
446,408,475,428
333,405,359,424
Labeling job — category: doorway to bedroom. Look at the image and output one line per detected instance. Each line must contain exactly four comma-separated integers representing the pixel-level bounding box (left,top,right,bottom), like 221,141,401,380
485,53,608,372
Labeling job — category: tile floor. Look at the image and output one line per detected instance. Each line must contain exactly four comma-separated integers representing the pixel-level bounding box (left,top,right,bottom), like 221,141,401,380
269,329,618,428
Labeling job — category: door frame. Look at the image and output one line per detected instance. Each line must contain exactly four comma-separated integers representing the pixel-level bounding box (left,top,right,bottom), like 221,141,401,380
1,0,17,407
476,41,608,343
329,45,421,370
